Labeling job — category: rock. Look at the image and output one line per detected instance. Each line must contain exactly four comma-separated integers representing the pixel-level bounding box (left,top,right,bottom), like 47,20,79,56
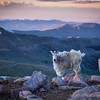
59,86,82,91
0,76,10,80
0,76,15,81
52,75,87,88
90,92,100,97
0,84,3,93
98,59,100,72
14,76,31,85
39,88,47,92
0,76,15,84
69,85,100,100
52,77,66,86
19,90,32,99
27,94,43,100
68,80,88,87
91,75,100,83
24,71,47,92
65,73,88,87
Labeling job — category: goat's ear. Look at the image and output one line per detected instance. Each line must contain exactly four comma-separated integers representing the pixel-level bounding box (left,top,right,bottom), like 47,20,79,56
78,50,81,53
50,51,54,55
50,51,58,55
81,53,85,57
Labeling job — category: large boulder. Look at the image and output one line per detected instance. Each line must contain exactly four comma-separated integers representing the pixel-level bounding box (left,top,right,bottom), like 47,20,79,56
51,74,87,88
68,81,87,88
52,77,66,86
64,74,88,87
14,76,31,85
69,85,100,100
91,75,100,83
19,90,43,100
19,90,32,99
24,71,47,92
89,92,100,98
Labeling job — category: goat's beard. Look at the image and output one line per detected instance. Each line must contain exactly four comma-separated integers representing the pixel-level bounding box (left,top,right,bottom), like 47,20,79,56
53,62,67,77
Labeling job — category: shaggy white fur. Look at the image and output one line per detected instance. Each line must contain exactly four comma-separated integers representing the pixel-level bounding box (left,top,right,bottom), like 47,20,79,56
50,49,85,78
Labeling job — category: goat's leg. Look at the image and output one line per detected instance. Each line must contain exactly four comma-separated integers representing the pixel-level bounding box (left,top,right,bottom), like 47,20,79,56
73,66,81,82
66,75,74,86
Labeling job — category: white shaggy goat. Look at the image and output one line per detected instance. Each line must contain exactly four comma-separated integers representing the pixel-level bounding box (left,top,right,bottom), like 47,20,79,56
50,49,85,80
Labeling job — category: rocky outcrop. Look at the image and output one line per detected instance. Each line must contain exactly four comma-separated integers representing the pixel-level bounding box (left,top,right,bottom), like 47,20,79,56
14,76,31,83
91,75,100,83
69,85,100,100
0,71,100,100
51,73,88,88
24,71,48,92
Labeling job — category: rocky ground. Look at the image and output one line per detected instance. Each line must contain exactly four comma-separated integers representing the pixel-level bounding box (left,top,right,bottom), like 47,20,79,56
0,72,100,100
0,80,76,100
0,81,75,100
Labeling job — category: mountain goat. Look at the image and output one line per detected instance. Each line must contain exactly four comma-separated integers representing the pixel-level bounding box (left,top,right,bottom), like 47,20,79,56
50,49,85,80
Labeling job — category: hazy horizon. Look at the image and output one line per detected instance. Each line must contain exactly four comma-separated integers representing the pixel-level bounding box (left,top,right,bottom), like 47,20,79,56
0,18,100,24
0,0,100,23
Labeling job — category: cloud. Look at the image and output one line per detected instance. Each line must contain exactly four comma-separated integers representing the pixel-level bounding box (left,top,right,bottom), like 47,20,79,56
1,0,100,6
38,0,100,3
38,0,69,2
75,0,100,3
0,0,35,6
0,0,100,9
0,0,34,7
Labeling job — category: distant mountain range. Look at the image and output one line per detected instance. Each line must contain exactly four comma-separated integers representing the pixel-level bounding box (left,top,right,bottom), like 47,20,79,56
0,19,66,31
0,19,100,38
15,23,100,38
0,27,100,76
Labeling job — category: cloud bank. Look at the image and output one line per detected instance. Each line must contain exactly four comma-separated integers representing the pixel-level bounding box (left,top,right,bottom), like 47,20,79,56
0,0,100,6
0,0,100,22
38,0,100,3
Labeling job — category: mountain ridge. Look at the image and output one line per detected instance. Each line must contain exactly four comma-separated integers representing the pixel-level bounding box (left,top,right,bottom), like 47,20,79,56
0,19,66,31
14,23,100,38
0,27,100,76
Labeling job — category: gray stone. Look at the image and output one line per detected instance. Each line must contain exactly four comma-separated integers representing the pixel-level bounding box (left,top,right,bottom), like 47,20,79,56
52,77,66,86
90,92,100,97
27,94,43,100
14,76,31,84
24,71,47,91
68,80,88,87
59,86,82,91
52,75,87,88
98,59,100,72
19,90,32,99
69,85,100,100
0,76,15,81
91,75,100,83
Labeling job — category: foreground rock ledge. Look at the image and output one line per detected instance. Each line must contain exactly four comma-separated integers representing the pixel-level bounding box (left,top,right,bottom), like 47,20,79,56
0,72,100,100
69,85,100,100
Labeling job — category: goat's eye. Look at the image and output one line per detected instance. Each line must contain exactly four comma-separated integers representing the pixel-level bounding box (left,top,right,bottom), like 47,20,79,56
54,59,56,62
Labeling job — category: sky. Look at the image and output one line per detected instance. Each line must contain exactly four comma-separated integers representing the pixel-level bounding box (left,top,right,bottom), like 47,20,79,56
0,0,100,23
